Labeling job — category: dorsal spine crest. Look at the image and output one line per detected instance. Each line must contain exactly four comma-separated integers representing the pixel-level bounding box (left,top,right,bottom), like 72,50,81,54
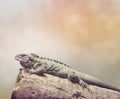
40,57,70,67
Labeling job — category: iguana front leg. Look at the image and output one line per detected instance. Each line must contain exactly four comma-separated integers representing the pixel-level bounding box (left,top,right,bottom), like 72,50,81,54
25,63,47,75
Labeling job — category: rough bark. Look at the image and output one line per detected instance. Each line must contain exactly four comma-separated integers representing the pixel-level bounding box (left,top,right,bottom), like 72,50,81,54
11,69,120,99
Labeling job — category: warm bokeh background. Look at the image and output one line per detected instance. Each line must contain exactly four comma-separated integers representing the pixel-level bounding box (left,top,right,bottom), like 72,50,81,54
0,0,120,98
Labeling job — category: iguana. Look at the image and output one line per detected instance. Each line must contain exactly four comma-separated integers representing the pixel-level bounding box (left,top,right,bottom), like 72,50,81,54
15,53,120,92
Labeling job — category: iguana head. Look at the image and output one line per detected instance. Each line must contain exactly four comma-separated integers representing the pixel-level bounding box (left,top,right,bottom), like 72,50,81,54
15,53,39,68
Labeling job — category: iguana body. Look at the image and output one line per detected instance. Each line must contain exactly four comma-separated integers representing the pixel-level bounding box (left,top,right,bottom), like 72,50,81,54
15,53,120,92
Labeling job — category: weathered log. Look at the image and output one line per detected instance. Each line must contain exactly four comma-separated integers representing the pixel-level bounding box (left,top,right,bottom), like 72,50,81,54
11,69,120,99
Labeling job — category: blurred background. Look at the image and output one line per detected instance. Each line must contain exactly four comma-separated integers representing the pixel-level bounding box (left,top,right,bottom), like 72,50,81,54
0,0,120,98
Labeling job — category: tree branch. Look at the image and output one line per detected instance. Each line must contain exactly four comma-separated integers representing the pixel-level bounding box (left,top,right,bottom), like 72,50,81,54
11,69,120,99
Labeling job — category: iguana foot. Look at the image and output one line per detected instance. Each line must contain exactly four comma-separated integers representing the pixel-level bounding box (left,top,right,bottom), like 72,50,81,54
79,80,88,88
79,80,93,93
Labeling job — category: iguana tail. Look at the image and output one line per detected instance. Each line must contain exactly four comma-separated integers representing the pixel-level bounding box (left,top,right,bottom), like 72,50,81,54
79,72,120,92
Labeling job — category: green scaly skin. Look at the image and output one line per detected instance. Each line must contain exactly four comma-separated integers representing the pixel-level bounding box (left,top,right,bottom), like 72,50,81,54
15,53,120,92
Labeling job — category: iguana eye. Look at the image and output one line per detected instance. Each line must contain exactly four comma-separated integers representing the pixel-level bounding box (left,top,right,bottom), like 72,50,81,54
29,57,35,62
